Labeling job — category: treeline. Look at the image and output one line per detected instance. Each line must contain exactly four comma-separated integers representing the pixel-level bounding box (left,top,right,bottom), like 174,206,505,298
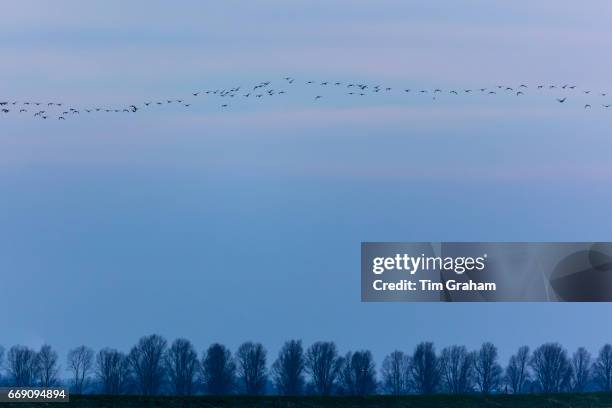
0,337,611,396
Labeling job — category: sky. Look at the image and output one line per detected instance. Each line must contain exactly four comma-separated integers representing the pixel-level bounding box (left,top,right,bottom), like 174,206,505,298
1,0,612,372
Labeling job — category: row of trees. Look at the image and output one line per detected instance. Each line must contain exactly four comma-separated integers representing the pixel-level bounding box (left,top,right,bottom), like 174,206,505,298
0,337,611,396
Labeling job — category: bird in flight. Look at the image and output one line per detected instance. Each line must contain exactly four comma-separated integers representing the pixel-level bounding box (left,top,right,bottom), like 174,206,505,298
4,76,612,121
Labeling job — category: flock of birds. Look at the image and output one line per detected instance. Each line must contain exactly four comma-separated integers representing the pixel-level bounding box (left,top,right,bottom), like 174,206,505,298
1,77,611,121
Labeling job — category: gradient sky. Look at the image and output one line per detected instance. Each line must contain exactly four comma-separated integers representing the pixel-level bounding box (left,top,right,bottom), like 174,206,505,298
2,0,612,371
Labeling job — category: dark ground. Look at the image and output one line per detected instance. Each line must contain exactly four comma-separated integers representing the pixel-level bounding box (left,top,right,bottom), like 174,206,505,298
5,393,612,408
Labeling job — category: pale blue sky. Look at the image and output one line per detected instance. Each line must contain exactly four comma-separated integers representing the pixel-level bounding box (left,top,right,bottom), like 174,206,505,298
1,1,612,369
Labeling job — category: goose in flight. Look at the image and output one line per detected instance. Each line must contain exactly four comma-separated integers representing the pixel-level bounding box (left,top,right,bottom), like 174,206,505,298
129,105,138,112
557,97,567,103
315,95,322,100
584,104,592,109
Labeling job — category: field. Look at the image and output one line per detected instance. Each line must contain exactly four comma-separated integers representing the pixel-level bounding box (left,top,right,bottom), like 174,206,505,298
5,393,612,408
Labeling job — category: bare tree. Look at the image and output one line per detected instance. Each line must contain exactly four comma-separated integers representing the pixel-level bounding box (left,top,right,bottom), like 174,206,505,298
571,347,591,392
530,343,571,393
37,344,59,387
337,350,377,395
0,346,4,384
201,343,235,395
381,350,410,395
593,344,612,391
410,342,440,394
165,338,199,395
440,345,474,394
6,345,38,386
271,339,305,395
128,334,167,395
235,342,267,395
96,348,131,395
67,346,94,394
305,341,341,395
505,346,530,394
474,342,502,394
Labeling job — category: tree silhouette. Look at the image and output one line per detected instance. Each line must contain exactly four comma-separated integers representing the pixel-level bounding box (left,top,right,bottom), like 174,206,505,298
202,343,235,395
0,346,4,384
6,345,38,387
337,350,377,395
474,342,502,394
271,339,305,395
381,350,410,395
305,341,341,396
410,342,440,395
530,343,571,393
235,342,268,395
440,345,473,394
3,337,612,396
96,348,131,395
128,334,168,395
570,347,591,392
165,338,199,395
37,344,60,387
593,344,612,391
505,346,530,394
67,345,94,394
